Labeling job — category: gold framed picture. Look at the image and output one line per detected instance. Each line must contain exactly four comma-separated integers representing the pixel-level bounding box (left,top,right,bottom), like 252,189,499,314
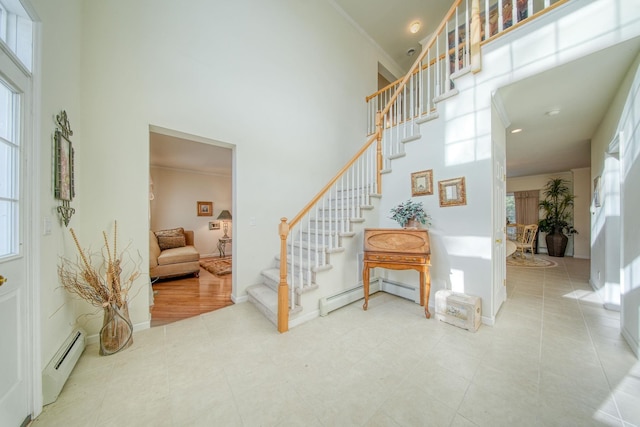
197,201,213,216
438,177,466,207
208,221,220,230
411,169,433,196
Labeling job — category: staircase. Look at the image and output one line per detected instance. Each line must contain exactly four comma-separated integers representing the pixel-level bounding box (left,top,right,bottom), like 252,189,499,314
247,189,378,326
248,0,569,332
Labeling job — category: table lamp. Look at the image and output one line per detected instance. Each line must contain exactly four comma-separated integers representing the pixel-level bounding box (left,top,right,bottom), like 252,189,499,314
217,210,232,238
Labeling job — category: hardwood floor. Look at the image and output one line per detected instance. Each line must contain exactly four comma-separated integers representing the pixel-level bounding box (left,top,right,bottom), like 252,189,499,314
150,259,233,327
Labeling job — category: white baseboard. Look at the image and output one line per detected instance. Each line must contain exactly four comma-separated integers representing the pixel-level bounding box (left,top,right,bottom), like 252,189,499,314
232,293,248,304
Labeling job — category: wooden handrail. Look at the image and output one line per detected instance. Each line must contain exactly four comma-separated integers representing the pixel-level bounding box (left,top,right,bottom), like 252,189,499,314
287,132,380,229
277,116,382,333
277,0,464,333
277,0,573,332
366,44,471,103
367,0,572,103
379,0,463,118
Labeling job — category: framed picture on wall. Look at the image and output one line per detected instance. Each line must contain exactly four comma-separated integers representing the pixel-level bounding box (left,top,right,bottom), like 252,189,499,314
411,169,433,196
197,201,213,216
208,221,220,230
438,177,467,207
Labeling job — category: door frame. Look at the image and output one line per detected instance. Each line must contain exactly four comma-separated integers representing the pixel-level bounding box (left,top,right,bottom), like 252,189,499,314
0,2,44,419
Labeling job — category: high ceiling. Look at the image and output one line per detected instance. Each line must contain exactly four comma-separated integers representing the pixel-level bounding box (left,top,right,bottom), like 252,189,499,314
150,2,640,179
330,0,640,178
331,0,452,72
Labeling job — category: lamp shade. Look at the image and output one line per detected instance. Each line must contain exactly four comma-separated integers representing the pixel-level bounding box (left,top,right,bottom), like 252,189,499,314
217,210,232,220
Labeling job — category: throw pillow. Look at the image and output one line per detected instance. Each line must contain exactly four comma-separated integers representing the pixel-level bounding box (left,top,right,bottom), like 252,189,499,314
154,227,184,238
157,235,186,250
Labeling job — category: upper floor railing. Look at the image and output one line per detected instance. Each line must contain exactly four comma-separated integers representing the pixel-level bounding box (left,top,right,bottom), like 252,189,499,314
366,0,566,137
276,0,569,333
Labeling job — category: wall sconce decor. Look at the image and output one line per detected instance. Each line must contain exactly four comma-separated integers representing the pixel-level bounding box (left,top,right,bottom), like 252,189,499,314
217,210,232,238
54,110,76,226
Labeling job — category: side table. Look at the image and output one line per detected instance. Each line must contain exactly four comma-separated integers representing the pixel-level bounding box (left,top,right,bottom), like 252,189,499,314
217,237,232,258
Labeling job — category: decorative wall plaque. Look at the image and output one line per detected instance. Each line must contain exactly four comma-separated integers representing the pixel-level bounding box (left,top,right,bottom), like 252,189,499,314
54,110,75,226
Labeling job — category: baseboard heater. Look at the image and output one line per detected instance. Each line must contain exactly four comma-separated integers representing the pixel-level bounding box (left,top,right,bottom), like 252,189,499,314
42,329,86,405
319,280,381,316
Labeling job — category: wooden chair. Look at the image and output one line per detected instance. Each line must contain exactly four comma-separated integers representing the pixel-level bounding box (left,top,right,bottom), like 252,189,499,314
507,223,525,242
513,224,538,259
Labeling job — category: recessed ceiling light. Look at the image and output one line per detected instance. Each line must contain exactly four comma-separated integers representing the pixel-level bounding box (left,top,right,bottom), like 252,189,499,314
511,128,523,134
410,21,421,34
546,109,560,116
406,48,416,56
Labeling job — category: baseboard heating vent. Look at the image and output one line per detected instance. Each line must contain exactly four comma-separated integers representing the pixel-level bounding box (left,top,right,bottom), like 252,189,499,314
42,329,86,405
319,280,381,316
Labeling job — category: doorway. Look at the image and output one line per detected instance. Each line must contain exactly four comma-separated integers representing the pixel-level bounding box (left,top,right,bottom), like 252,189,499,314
148,126,235,326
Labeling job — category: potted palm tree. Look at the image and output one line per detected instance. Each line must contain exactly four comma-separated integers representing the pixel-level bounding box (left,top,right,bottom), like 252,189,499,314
538,178,578,257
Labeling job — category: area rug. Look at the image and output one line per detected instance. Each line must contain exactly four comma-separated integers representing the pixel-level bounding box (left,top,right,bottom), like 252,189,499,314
507,255,557,268
200,258,232,275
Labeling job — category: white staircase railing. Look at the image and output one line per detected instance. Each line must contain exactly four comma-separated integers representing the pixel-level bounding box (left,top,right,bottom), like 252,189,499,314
366,0,565,140
275,0,569,332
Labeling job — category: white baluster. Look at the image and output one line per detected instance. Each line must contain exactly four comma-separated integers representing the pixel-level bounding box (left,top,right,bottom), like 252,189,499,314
465,0,470,70
485,0,490,40
289,229,295,309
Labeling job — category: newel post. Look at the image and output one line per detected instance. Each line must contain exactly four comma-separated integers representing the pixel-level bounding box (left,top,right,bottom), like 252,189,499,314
470,0,482,73
375,111,383,193
277,218,289,333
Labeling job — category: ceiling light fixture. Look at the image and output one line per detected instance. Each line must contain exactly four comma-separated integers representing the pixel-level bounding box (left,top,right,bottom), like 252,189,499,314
545,109,560,116
406,48,416,56
511,128,523,134
409,21,421,34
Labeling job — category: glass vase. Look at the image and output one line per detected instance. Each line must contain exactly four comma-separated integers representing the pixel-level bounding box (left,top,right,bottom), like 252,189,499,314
99,301,133,356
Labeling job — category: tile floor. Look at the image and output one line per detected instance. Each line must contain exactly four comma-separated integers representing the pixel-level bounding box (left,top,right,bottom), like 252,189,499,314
33,256,640,426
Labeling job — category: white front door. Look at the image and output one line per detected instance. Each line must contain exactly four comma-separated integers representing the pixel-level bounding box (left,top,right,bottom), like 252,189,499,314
0,48,30,427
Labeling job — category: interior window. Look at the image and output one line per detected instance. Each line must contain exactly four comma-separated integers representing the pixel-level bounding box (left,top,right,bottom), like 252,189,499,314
506,193,515,224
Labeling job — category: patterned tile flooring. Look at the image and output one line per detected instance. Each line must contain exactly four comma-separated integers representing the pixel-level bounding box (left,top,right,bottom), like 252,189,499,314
32,256,640,426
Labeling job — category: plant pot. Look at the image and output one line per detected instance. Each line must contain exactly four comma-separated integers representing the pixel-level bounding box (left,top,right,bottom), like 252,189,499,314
545,231,568,257
99,302,133,356
404,218,420,229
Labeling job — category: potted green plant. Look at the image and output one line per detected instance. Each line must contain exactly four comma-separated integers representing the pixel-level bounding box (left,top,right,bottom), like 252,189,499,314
538,178,578,257
389,199,431,228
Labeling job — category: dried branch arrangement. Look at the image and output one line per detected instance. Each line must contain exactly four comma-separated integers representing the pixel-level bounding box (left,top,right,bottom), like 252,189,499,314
58,221,141,355
58,221,140,309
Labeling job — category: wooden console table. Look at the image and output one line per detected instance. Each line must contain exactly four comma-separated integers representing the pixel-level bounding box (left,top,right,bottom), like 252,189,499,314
362,228,432,318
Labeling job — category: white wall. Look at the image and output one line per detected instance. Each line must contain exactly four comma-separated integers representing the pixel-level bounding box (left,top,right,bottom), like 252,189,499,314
572,167,591,259
620,62,640,357
377,0,640,324
31,0,84,367
70,0,384,334
591,49,640,356
30,0,640,348
150,167,232,257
